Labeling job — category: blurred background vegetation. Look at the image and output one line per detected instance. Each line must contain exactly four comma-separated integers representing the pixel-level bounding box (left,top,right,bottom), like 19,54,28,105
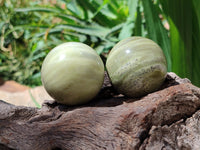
0,0,199,87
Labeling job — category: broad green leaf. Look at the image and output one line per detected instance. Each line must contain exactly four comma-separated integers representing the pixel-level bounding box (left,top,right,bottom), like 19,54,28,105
192,0,200,86
100,6,118,19
66,0,83,18
142,0,171,71
134,5,142,36
191,13,200,86
56,14,85,25
192,0,200,29
15,7,60,13
30,28,63,38
56,24,110,38
160,0,200,86
128,0,138,20
105,23,124,40
118,22,134,40
169,19,187,76
76,0,118,27
15,7,85,25
118,0,138,40
92,0,110,18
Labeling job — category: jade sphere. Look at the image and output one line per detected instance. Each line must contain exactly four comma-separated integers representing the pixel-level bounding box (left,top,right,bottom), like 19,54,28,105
106,36,167,98
41,42,104,105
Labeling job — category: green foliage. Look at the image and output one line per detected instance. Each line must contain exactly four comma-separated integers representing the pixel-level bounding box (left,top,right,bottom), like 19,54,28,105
0,0,64,86
160,0,200,86
142,0,171,71
0,0,199,87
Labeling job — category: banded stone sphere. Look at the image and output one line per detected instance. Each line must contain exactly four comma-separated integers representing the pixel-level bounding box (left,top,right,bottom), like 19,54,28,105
106,36,167,98
41,42,104,105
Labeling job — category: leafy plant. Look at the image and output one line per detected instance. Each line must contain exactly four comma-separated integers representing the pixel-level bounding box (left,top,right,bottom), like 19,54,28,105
160,0,200,86
0,0,199,87
0,0,61,86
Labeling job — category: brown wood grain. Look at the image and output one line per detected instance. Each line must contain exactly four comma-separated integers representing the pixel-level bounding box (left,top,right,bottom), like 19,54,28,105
0,73,200,150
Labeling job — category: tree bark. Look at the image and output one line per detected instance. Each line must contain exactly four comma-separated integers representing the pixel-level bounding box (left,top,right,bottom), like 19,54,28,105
0,72,200,150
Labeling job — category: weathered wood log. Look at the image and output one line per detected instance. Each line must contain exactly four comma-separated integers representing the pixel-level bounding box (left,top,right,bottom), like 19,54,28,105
0,72,200,150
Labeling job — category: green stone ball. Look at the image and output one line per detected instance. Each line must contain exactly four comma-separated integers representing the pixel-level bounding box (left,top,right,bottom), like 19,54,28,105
106,36,167,98
41,42,104,105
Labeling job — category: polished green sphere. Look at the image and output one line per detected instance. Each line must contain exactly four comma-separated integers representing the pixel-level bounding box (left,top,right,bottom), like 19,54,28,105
41,42,104,105
106,36,167,98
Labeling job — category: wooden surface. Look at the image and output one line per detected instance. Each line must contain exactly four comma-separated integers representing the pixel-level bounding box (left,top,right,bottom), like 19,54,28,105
0,73,200,150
